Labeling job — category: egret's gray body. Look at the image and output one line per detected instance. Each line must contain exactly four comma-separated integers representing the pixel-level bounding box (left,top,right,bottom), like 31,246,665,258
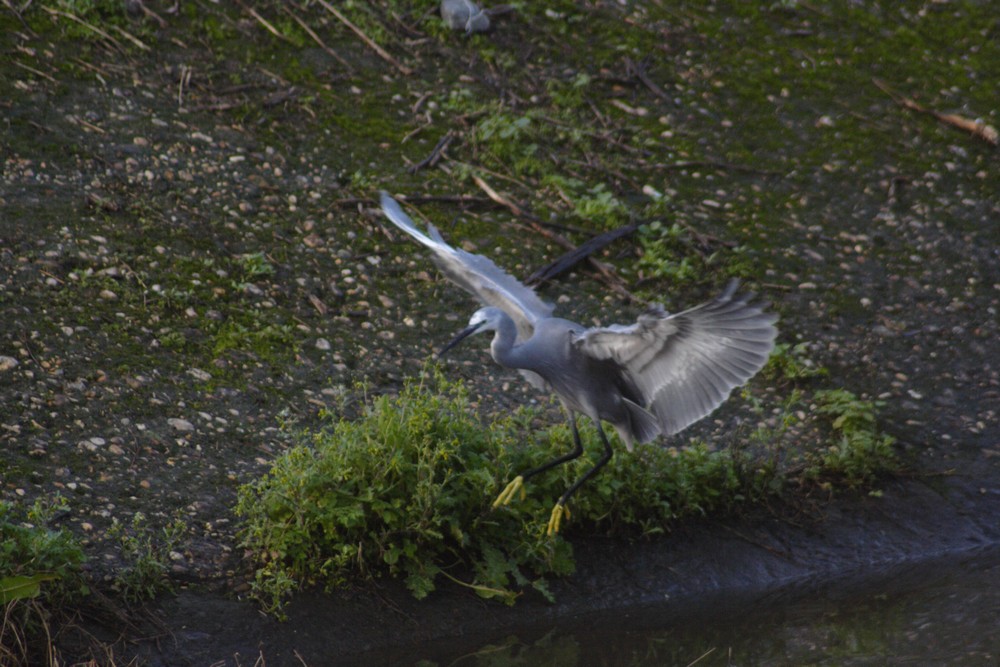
479,310,657,449
380,192,777,532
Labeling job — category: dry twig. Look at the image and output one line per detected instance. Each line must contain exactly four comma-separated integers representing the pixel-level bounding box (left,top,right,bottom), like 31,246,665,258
42,7,124,50
281,3,353,72
525,222,639,286
315,0,413,76
874,78,998,146
470,174,637,301
408,130,456,173
241,2,294,44
624,56,673,104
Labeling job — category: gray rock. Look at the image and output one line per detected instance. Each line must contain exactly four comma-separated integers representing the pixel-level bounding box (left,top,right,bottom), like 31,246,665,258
441,0,490,33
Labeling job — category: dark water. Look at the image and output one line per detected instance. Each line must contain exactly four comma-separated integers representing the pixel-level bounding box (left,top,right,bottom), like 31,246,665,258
350,548,1000,666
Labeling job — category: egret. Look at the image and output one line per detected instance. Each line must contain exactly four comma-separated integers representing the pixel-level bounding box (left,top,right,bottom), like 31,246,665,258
380,192,777,534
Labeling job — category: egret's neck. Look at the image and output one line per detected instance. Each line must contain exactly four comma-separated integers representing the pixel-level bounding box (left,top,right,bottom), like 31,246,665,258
489,313,520,368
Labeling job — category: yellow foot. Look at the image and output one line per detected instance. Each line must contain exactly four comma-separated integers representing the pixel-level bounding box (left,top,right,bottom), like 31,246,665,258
492,475,526,509
546,502,570,536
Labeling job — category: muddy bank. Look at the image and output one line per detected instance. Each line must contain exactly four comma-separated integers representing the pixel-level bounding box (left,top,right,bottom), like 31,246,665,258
136,470,1000,666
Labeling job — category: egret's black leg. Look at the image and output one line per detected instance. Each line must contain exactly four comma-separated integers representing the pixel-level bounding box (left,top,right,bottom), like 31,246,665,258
547,422,614,535
558,422,614,506
492,412,585,508
523,412,586,480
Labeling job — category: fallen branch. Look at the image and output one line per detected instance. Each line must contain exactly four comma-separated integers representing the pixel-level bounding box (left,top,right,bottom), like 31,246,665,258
12,60,57,83
315,0,413,76
525,221,639,287
408,130,456,173
109,23,150,51
624,56,673,104
42,7,124,51
470,173,638,302
281,3,353,72
873,78,998,146
240,2,294,44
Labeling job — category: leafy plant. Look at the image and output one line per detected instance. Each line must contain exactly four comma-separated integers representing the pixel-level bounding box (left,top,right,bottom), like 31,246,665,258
472,110,544,176
0,497,90,666
106,512,187,603
763,342,828,383
236,369,749,615
211,318,297,360
235,251,275,284
0,496,86,603
636,220,714,285
808,389,897,487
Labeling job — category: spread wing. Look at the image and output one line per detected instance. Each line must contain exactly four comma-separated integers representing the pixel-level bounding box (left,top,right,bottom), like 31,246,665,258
573,280,777,437
381,192,554,342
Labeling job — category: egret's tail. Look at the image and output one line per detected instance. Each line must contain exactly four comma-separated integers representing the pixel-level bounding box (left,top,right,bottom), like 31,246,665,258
614,399,662,452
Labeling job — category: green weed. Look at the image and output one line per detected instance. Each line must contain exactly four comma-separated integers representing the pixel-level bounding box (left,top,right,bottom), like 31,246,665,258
236,369,749,616
236,368,899,615
808,389,897,488
763,342,829,383
0,496,88,665
0,496,86,604
636,220,713,285
106,512,187,603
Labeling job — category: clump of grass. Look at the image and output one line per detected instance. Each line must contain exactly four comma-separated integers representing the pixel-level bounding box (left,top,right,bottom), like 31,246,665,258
235,369,745,616
0,496,87,667
808,389,897,488
237,360,899,616
0,496,86,604
762,342,829,383
744,345,897,492
106,512,187,603
635,220,718,286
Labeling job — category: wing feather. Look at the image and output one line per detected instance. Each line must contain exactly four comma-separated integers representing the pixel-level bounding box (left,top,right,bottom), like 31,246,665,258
381,192,553,341
574,280,777,436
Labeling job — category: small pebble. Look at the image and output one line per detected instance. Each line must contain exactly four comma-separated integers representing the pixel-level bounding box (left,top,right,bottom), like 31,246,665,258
188,368,212,381
168,417,195,431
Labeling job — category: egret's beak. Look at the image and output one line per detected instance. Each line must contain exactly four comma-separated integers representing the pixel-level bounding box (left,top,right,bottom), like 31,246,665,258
437,321,485,358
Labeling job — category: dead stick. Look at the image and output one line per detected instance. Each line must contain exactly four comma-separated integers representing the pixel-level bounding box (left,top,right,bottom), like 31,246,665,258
624,56,672,103
873,78,998,146
42,7,123,50
526,222,639,286
409,130,455,173
282,3,354,72
315,0,413,76
13,60,57,83
241,2,294,44
470,174,637,301
110,23,150,51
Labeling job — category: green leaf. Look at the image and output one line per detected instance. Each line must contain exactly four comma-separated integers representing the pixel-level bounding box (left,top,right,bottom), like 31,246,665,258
0,573,58,603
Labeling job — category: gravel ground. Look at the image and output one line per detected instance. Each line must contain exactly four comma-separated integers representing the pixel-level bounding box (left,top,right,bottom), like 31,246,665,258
2,2,999,664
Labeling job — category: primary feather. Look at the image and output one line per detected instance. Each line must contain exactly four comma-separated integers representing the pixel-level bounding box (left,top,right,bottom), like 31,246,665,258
573,280,778,437
380,192,553,342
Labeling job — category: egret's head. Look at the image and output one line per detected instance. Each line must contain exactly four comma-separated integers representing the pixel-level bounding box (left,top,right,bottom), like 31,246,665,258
437,307,501,357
